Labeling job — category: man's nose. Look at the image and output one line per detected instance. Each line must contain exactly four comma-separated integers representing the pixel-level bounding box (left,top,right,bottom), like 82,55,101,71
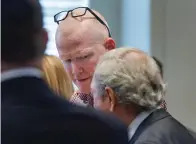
71,61,84,75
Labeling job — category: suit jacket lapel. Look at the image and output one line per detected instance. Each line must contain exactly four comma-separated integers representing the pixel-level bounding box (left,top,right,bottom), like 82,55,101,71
129,109,170,144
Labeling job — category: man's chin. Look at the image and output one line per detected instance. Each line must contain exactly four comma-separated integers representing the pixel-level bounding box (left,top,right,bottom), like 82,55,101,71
75,77,92,93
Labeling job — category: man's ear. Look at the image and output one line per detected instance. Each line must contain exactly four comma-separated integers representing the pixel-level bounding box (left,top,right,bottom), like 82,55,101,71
105,87,116,112
104,38,116,51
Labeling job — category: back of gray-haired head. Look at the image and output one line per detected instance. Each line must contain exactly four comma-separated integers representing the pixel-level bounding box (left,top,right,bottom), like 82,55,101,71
92,47,166,110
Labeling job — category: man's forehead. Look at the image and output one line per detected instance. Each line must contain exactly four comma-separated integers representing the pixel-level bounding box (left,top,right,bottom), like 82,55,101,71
60,47,94,60
56,22,100,47
57,28,103,59
56,8,108,41
57,11,97,34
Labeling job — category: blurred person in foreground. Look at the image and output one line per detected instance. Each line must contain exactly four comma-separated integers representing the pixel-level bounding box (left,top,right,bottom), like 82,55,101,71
1,0,129,143
91,47,196,144
54,7,167,109
42,54,74,99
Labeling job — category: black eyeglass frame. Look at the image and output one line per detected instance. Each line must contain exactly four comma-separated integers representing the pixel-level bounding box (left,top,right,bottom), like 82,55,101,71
54,7,111,37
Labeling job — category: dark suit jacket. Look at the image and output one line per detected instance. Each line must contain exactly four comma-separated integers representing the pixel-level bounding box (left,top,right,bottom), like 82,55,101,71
189,129,196,141
2,77,128,144
129,109,196,144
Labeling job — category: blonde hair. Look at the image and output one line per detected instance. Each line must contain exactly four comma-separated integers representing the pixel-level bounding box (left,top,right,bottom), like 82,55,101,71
42,55,74,99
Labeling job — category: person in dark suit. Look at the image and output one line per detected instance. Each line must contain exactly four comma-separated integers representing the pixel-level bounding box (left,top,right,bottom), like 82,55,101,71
1,0,128,144
189,129,196,141
91,47,196,144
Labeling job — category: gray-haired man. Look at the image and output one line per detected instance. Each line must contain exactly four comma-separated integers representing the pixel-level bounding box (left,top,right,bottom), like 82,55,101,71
91,47,196,144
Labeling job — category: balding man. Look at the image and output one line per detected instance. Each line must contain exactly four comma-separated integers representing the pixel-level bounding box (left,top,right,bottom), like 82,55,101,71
91,48,196,144
1,1,128,143
54,7,115,106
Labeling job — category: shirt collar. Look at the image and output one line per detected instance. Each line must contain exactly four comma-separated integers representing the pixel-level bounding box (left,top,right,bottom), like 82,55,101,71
128,109,155,140
1,67,42,82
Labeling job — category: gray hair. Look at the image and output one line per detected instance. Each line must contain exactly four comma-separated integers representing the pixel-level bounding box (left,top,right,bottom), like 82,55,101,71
91,48,166,110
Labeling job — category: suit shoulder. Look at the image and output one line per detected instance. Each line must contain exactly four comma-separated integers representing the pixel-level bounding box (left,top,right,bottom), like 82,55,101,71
67,103,127,129
136,116,196,144
59,104,129,144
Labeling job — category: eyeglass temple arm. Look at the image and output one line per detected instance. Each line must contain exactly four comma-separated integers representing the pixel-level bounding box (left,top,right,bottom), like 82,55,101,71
88,9,111,37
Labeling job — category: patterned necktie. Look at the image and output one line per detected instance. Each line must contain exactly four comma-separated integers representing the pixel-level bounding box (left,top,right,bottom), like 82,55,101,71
160,100,167,110
70,91,94,107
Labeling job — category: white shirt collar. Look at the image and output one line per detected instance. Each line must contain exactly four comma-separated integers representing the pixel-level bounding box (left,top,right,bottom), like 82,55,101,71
128,109,155,140
1,67,42,82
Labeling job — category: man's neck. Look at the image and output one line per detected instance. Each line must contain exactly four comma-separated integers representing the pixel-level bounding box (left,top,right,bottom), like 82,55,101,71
78,89,91,95
115,106,138,126
77,91,91,95
121,113,136,127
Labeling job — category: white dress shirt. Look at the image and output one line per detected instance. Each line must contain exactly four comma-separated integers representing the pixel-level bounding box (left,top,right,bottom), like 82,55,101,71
1,67,42,83
128,109,155,140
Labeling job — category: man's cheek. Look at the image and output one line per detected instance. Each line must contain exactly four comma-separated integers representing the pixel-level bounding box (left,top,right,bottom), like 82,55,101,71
85,65,96,75
89,57,99,67
92,60,99,69
66,68,73,79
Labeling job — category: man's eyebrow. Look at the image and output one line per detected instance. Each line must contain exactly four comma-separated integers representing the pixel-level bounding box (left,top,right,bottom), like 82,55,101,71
61,48,93,60
60,53,71,61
